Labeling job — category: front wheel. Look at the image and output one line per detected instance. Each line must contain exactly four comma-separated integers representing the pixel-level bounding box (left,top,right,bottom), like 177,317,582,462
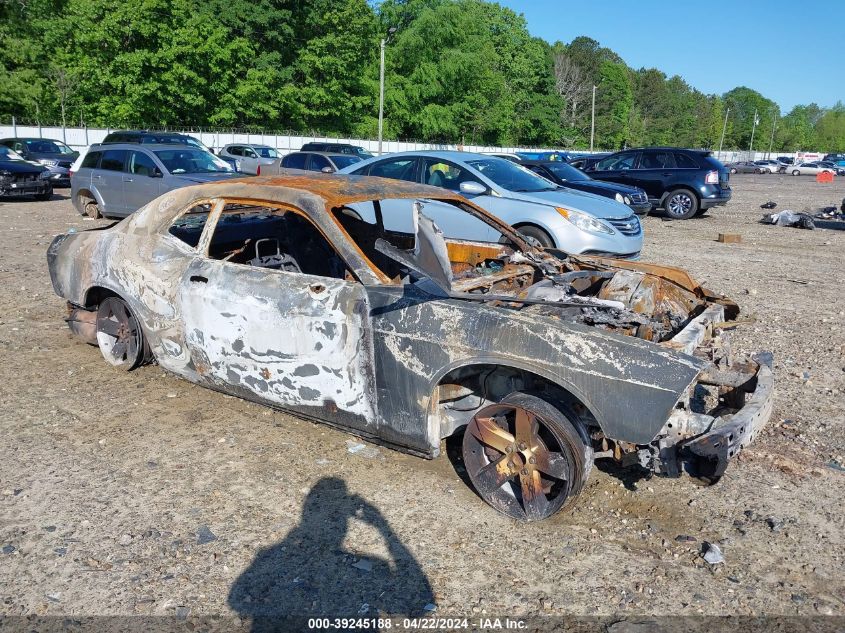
792,170,800,176
515,225,554,248
462,392,592,521
96,296,146,370
663,189,699,220
730,168,737,174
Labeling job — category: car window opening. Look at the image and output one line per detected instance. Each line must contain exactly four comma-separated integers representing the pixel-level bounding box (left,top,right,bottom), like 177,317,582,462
200,203,353,280
332,198,528,288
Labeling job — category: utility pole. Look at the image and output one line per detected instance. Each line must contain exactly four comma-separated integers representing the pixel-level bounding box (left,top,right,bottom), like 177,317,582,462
377,27,397,156
749,108,759,156
767,113,777,158
589,85,597,152
718,107,730,156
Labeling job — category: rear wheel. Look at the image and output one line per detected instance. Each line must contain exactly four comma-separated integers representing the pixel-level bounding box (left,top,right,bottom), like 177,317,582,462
515,225,554,248
96,297,145,370
462,392,592,521
792,169,800,176
663,188,698,220
78,193,101,218
729,168,737,174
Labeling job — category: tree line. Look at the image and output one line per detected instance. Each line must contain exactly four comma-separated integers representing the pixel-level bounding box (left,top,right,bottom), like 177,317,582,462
2,0,843,151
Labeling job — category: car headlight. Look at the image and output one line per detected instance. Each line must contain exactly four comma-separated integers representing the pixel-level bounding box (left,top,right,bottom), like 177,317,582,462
38,159,58,167
556,207,614,235
39,170,53,180
623,196,631,205
614,193,624,203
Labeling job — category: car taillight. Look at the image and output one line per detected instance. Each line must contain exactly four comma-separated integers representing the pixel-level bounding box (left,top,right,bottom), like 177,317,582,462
705,170,719,184
256,165,260,176
69,171,75,178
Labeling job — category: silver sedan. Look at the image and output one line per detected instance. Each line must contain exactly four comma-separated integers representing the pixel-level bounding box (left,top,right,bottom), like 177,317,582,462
789,162,836,176
339,151,643,259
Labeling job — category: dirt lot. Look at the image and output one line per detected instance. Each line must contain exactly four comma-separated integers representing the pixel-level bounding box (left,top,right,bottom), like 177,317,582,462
1,174,844,624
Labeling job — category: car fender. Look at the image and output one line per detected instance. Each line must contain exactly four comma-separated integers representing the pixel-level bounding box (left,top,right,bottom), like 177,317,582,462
73,182,106,214
485,197,567,245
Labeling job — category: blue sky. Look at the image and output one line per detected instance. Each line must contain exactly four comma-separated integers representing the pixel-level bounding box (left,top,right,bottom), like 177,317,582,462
497,0,844,113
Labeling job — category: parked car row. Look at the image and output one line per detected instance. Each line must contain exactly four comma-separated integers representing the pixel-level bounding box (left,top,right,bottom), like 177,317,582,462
498,147,733,220
14,130,795,253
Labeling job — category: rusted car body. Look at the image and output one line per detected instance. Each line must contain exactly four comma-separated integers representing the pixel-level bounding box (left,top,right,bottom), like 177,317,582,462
47,174,773,521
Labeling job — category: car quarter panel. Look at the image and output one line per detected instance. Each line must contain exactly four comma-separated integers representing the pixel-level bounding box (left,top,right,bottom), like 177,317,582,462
365,285,705,455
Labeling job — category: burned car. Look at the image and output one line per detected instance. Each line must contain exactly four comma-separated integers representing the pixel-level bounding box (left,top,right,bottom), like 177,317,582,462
47,175,773,521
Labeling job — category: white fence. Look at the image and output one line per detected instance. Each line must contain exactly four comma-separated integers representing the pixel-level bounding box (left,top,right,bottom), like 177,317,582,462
0,122,813,162
0,123,560,156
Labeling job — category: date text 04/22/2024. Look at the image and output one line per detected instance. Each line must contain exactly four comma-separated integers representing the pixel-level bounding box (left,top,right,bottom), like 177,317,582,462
307,617,527,629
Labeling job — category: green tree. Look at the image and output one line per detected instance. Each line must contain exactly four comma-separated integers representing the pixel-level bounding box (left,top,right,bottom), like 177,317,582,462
722,86,779,150
594,61,632,149
814,102,845,152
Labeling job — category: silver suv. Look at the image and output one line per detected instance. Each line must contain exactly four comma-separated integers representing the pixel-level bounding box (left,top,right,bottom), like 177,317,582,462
70,143,237,218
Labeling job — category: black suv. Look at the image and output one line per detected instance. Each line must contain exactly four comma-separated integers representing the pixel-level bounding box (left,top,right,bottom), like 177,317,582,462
583,147,731,219
102,130,207,150
299,142,373,159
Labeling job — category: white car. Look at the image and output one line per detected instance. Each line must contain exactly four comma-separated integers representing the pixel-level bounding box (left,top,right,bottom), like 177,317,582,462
754,160,785,174
790,162,835,176
218,144,280,175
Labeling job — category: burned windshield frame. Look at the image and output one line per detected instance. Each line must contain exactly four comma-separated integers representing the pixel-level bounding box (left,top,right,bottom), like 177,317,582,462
330,197,532,284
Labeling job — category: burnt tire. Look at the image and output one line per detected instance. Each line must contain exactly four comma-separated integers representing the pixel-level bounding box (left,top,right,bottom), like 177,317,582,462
515,225,554,249
84,199,101,218
96,296,145,370
462,391,592,521
663,188,698,220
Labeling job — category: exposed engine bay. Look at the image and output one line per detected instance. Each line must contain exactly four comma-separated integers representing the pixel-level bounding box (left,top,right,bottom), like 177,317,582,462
365,202,768,483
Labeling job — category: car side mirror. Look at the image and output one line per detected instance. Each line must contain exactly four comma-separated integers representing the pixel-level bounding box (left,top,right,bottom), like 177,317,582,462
321,166,335,173
459,181,487,196
151,168,163,178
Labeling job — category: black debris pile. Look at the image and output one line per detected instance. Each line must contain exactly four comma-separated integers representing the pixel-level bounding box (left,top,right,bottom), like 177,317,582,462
811,199,845,230
760,201,777,209
813,200,845,219
760,210,815,230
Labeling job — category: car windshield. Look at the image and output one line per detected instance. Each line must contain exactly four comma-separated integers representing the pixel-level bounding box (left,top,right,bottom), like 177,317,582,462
24,139,75,154
331,155,362,169
543,162,590,182
256,147,279,158
0,146,25,160
353,147,374,158
466,158,557,192
154,149,234,174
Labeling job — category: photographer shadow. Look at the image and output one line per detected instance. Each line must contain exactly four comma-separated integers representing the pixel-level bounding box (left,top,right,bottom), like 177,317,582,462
228,477,433,631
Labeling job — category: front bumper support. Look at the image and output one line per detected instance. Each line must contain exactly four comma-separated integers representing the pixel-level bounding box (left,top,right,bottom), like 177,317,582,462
679,353,774,482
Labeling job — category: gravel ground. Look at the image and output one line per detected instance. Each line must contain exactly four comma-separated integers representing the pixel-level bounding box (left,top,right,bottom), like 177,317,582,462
1,174,844,623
